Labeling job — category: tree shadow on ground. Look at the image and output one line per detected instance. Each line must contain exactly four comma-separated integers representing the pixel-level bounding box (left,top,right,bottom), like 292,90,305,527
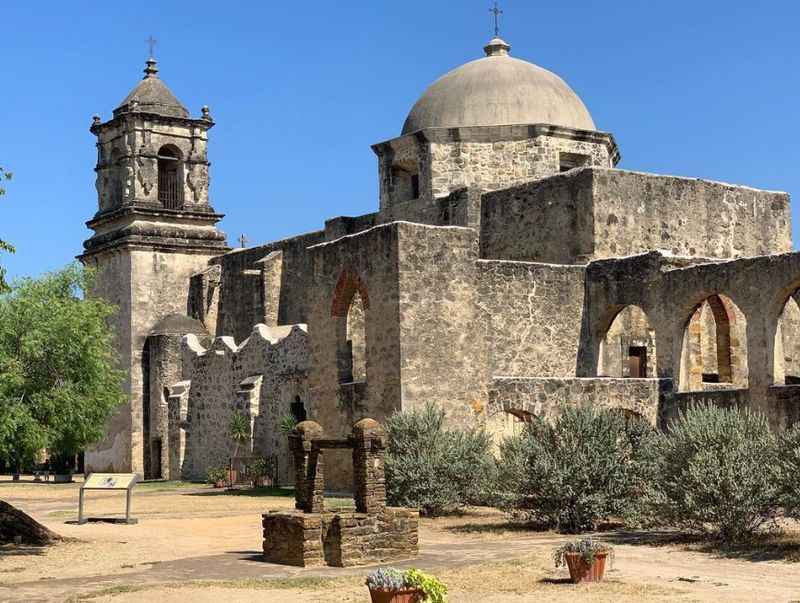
185,487,294,498
444,520,552,535
0,543,49,558
603,529,800,563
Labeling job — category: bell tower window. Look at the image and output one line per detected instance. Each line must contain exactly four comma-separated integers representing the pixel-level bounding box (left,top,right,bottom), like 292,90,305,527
157,145,183,209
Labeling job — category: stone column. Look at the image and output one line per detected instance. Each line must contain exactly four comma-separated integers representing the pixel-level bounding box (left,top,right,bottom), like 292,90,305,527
289,421,324,513
351,418,387,514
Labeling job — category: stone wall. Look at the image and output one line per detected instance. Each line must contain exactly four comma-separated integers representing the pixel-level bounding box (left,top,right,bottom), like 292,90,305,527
487,377,666,427
476,260,586,379
211,230,324,342
180,324,309,482
480,168,791,263
373,125,617,211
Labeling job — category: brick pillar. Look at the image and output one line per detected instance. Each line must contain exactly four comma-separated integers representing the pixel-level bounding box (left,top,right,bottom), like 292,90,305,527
351,418,387,514
289,421,324,513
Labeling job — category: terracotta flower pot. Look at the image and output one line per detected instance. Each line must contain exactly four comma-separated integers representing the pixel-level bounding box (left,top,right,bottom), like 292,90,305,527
214,479,226,488
564,551,608,583
368,587,424,603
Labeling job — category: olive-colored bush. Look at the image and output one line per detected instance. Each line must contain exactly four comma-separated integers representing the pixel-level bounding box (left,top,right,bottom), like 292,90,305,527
495,405,659,533
655,404,781,544
385,403,496,516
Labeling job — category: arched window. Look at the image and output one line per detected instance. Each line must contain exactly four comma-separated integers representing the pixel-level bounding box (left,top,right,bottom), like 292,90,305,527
157,145,183,209
598,305,656,378
773,292,800,385
679,294,748,391
332,270,369,384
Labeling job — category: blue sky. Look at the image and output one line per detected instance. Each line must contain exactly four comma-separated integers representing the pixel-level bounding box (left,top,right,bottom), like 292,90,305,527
1,1,798,280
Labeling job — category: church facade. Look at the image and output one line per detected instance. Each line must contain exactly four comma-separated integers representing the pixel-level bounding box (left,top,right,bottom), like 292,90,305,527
81,37,800,486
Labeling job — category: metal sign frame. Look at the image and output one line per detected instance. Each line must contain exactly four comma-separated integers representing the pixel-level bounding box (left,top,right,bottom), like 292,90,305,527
78,473,139,525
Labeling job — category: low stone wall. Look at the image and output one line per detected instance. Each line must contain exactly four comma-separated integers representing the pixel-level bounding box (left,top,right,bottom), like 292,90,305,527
261,508,418,568
488,377,668,426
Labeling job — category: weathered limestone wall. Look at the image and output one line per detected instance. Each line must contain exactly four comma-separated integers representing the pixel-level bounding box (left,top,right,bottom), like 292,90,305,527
212,231,324,342
599,305,657,378
396,223,483,425
487,377,666,427
480,168,791,263
84,247,218,474
307,224,403,489
476,260,586,379
180,324,309,482
373,125,616,211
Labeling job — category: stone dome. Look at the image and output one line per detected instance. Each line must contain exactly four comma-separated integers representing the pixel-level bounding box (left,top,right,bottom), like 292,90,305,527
114,58,189,119
402,38,595,135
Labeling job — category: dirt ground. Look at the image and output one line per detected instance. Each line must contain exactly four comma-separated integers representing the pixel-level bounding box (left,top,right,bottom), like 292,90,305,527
1,476,800,602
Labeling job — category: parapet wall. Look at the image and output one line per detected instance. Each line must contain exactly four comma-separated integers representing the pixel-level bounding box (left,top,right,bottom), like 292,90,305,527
179,323,309,482
480,168,791,263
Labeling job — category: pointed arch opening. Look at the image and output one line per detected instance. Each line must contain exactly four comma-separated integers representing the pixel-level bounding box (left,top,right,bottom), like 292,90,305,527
679,293,748,392
331,270,369,385
773,292,800,385
598,305,656,378
157,144,183,209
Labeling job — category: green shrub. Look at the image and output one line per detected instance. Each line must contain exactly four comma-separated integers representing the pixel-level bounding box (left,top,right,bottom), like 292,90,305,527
495,405,659,533
385,403,496,516
776,421,800,521
206,466,227,484
655,404,781,544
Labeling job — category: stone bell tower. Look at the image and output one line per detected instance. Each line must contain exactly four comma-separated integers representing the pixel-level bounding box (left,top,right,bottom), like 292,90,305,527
80,56,228,475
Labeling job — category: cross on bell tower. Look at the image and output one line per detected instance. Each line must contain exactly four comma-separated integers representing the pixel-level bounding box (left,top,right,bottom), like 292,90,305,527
146,35,157,58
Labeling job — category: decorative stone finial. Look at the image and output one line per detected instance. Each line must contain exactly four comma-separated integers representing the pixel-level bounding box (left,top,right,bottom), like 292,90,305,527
201,105,212,121
484,37,511,57
91,114,101,126
143,58,159,79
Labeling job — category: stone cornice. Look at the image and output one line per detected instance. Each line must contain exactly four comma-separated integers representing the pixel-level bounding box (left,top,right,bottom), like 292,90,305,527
86,204,224,230
372,123,621,165
90,111,214,135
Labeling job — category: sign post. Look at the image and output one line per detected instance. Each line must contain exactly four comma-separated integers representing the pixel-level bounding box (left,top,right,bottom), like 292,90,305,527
78,473,139,525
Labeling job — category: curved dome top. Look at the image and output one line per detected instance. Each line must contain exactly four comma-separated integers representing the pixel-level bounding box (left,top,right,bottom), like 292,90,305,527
402,38,595,135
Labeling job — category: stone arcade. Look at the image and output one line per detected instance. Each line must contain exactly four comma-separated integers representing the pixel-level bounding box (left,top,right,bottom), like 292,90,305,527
81,37,799,487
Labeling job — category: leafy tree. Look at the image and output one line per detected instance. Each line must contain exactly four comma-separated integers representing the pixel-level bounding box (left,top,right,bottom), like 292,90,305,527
0,166,15,293
0,264,125,472
385,402,496,516
495,405,659,533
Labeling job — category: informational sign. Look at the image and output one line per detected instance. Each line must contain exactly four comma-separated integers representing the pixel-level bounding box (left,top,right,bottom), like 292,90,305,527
78,472,139,524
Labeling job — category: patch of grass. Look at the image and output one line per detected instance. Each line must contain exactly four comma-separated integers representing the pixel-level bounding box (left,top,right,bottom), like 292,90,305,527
136,480,205,492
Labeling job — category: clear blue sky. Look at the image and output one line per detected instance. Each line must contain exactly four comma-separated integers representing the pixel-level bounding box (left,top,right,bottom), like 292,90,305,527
1,1,798,280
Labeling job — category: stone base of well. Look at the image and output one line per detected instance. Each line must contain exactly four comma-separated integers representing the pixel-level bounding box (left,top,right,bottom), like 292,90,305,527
262,507,419,567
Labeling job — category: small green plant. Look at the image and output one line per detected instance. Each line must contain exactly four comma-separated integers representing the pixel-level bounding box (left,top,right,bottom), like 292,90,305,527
365,567,447,603
250,458,269,479
206,466,227,484
278,414,298,434
553,538,614,568
228,412,250,458
404,568,447,603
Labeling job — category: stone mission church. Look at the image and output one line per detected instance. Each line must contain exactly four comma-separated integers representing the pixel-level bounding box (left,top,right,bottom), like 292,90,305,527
81,34,800,487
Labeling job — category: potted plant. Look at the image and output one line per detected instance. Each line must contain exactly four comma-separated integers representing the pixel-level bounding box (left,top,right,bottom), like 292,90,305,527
50,453,74,483
553,538,614,583
365,567,447,603
227,412,250,485
206,467,227,489
250,457,270,488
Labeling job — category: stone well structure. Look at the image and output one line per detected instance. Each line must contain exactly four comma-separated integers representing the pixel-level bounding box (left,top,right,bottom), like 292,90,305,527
262,419,418,567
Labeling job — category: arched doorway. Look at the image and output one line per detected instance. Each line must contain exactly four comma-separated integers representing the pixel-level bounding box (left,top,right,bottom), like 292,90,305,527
157,145,183,209
598,305,656,378
679,294,748,391
773,292,800,385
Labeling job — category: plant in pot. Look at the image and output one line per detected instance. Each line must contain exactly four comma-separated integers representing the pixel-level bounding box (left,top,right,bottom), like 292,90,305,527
365,567,447,603
228,412,250,485
250,457,270,488
553,538,614,583
206,467,227,489
50,452,75,483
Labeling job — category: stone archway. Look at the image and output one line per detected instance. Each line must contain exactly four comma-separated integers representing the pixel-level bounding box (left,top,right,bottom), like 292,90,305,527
598,305,656,378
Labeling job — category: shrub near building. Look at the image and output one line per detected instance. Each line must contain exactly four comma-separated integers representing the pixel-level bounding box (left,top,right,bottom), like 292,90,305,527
654,404,783,544
495,406,659,533
384,403,496,516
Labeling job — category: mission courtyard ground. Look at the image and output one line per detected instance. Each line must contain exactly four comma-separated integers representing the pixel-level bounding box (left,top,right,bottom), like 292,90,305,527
1,478,800,602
